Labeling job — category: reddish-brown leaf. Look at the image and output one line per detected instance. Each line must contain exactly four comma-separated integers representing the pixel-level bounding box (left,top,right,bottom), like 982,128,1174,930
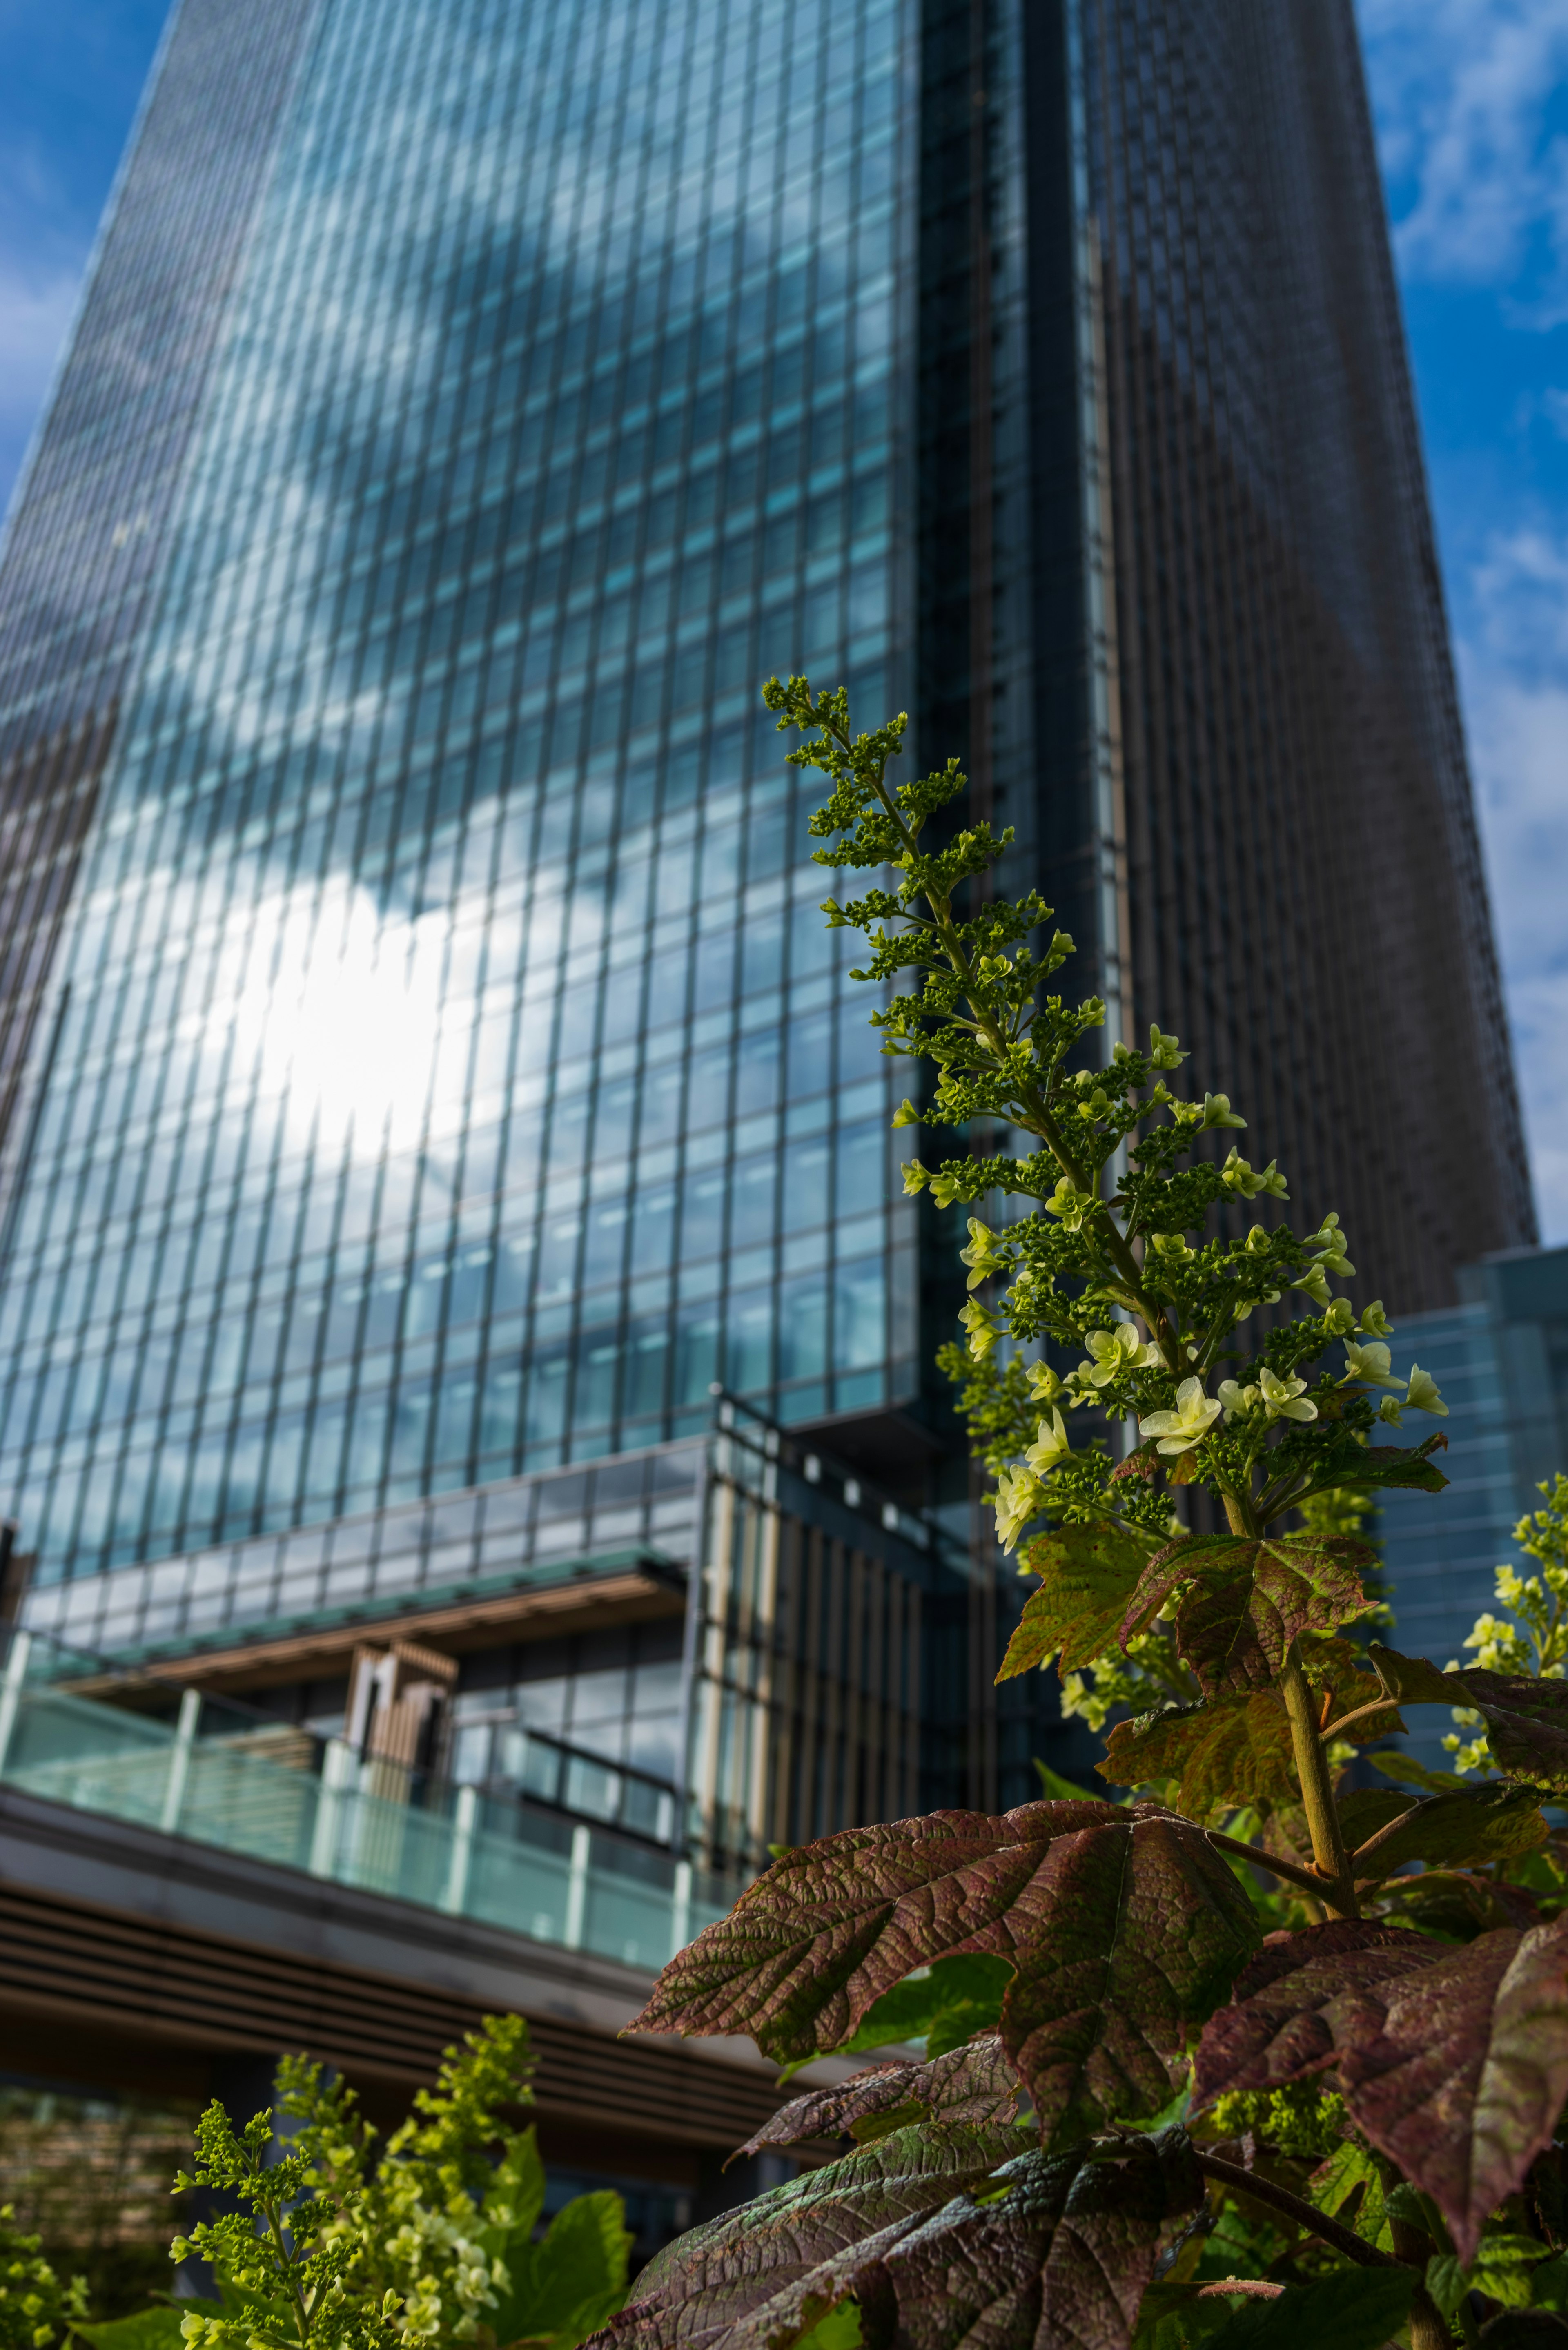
1120,1536,1373,1697
728,2034,1021,2162
1099,1692,1298,1813
998,1810,1258,2148
1351,1782,1546,1882
588,2125,1200,2350
597,2121,1031,2350
1385,1647,1568,1792
1193,1917,1568,2262
1191,1921,1437,2108
882,2131,1204,2350
630,1801,1125,2063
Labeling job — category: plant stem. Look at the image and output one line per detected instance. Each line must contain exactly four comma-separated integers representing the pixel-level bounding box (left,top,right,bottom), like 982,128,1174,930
1203,1828,1332,1901
1193,2153,1398,2269
1277,1645,1357,1919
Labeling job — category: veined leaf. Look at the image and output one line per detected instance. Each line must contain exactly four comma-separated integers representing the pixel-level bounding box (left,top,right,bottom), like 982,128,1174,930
73,2317,189,2350
882,2131,1203,2350
1100,1693,1297,1813
1351,1782,1546,1881
592,2120,1034,2350
1120,1536,1373,1699
1192,1920,1435,2109
496,2190,633,2349
632,1803,1256,2154
999,1525,1152,1681
1294,1435,1449,1505
632,1800,1144,2062
1193,1917,1568,2262
1371,1645,1568,1793
730,2035,1022,2162
1370,1749,1468,1795
1381,1869,1544,1938
641,2131,1204,2350
998,1811,1258,2149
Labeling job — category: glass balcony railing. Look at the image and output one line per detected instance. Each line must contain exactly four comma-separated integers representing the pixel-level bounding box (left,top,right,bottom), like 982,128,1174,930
0,1625,731,1975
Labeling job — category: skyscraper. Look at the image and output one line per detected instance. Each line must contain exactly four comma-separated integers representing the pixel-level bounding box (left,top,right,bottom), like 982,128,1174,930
0,0,1532,1848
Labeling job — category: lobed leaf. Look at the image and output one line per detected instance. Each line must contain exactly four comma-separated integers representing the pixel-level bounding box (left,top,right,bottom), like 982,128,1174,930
592,2125,1198,2350
605,2122,1031,2350
1120,1536,1373,1699
628,1802,1117,2061
1295,1437,1449,1505
1371,1646,1568,1793
729,2035,1022,2162
1099,1693,1297,1813
1334,1787,1415,1848
1351,1782,1546,1882
1000,1525,1152,1682
1194,1917,1568,2262
999,1810,1258,2149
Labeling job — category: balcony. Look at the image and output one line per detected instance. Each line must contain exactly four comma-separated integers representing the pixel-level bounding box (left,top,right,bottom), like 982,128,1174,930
0,1623,729,1977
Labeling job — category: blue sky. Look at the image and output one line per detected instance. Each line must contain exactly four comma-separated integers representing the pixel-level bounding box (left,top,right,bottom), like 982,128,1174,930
0,0,1564,1243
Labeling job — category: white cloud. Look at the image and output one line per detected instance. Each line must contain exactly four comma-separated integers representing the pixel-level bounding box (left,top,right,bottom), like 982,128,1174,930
1360,0,1568,318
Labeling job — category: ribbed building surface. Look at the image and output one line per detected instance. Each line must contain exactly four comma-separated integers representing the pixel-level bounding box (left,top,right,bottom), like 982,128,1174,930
0,0,1530,1831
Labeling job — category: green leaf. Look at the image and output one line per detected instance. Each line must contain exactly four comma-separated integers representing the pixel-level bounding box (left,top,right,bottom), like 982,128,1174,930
73,2315,191,2350
999,1525,1152,1680
1121,1537,1374,1699
1352,1783,1547,1880
495,2190,632,2350
1476,2313,1568,2344
1533,2254,1568,2311
1195,2266,1415,2349
1371,1749,1469,1794
1474,2234,1554,2309
998,1810,1258,2150
1296,1437,1449,1505
731,2034,1022,2162
1100,1693,1298,1813
1308,2137,1389,2246
837,1953,1014,2061
1036,1758,1109,1805
481,2122,549,2248
630,1800,1138,2062
1194,1916,1568,2263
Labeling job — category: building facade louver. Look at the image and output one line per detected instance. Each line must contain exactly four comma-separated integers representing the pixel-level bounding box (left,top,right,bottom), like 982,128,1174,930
0,0,1532,1875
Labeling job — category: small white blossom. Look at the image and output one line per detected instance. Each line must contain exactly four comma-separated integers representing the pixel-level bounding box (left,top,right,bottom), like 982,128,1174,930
1218,1379,1261,1421
1341,1339,1403,1389
1359,1300,1392,1338
1148,1024,1185,1069
1379,1394,1404,1425
960,1216,1004,1290
1291,1265,1332,1309
1027,1360,1064,1404
1025,1409,1072,1473
1199,1092,1247,1130
1323,1298,1356,1336
959,1299,999,1359
993,1467,1044,1552
1138,1376,1222,1457
1043,1175,1095,1230
1259,1366,1317,1424
1405,1364,1448,1416
1076,1323,1157,1386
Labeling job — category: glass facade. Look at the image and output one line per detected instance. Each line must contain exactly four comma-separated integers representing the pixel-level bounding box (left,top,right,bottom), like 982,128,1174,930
1379,1244,1568,1763
0,0,1525,1835
0,0,921,1591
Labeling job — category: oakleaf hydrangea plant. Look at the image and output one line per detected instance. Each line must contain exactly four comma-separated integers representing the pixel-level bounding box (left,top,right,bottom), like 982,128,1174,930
595,685,1568,2350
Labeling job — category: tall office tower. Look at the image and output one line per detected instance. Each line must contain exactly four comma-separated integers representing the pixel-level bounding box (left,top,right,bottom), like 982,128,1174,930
0,0,1531,1856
